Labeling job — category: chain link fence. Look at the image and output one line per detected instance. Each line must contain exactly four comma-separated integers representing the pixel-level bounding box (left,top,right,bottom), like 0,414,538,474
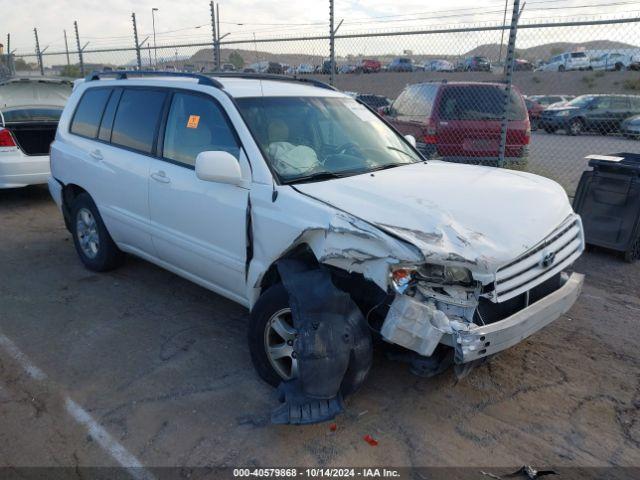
7,11,640,196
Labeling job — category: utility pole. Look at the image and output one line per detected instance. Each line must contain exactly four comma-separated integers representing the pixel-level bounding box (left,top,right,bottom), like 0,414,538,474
34,28,44,76
210,1,218,70
6,33,11,75
498,0,509,65
74,21,84,76
329,0,335,85
132,12,142,70
152,7,159,69
64,30,70,66
498,0,522,167
216,3,221,69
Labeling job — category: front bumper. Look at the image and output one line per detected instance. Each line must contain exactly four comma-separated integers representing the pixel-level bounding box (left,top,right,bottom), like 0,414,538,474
444,272,584,363
539,116,570,130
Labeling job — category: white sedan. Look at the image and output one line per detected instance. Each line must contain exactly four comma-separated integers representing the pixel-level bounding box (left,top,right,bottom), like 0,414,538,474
0,78,72,188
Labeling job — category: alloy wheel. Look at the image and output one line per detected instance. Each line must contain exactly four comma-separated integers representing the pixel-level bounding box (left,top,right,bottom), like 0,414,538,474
264,308,299,380
76,208,100,259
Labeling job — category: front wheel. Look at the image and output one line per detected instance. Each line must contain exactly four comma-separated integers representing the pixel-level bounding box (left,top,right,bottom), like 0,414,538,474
249,283,298,387
70,193,124,272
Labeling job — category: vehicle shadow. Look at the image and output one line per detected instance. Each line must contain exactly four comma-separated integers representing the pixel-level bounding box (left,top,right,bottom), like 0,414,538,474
0,184,52,208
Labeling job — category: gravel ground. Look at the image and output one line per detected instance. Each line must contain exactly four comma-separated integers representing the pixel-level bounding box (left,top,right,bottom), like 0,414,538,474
0,185,639,477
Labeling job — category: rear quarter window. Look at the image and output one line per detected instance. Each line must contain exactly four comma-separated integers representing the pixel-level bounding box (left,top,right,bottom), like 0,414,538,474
70,88,112,138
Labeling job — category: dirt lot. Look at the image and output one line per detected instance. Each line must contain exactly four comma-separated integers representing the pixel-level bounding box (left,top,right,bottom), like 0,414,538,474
1,185,639,477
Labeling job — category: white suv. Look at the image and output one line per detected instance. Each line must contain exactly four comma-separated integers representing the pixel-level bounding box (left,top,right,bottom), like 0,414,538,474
538,51,590,72
48,72,584,421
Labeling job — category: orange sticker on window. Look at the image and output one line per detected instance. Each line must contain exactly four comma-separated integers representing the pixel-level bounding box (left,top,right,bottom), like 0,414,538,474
187,115,200,129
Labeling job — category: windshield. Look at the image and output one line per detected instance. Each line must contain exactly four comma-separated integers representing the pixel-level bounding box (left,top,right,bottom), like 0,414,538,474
567,96,595,107
571,52,587,58
236,96,421,184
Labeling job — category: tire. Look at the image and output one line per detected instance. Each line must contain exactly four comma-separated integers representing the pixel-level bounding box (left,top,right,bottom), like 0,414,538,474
615,63,623,71
544,126,557,134
568,118,584,136
70,193,124,272
248,281,370,395
624,235,640,263
249,283,296,387
558,65,565,72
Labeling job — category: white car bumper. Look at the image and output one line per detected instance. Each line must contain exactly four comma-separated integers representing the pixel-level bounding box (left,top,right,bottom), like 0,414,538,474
0,148,50,188
448,272,584,363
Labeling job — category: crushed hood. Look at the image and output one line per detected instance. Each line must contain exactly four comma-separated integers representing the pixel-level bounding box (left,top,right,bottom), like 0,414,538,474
294,161,574,275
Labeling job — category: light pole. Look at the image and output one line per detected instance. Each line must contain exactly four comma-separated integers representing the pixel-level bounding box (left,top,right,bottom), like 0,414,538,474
151,7,158,69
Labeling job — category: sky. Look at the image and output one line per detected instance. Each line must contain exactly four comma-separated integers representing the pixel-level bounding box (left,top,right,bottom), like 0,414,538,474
2,0,639,64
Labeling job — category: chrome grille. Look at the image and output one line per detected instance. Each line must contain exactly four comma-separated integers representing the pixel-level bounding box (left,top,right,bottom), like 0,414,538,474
495,216,584,302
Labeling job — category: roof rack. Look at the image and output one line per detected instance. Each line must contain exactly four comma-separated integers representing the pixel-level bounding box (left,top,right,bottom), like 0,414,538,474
85,70,224,88
207,72,337,91
84,70,336,92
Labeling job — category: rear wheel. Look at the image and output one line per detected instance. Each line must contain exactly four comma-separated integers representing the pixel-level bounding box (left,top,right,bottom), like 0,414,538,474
568,118,584,136
70,193,124,271
558,65,566,72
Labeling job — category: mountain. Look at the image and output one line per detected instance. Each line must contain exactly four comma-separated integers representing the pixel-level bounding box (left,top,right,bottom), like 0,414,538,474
465,40,638,61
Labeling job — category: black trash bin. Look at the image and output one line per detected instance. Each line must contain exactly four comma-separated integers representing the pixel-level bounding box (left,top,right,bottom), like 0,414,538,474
573,153,640,262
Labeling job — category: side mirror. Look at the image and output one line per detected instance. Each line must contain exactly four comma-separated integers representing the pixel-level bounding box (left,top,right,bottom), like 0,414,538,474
404,134,417,148
195,151,242,185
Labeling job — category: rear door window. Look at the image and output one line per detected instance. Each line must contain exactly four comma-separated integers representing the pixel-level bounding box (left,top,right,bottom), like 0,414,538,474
111,88,167,154
162,92,240,167
70,88,112,138
438,86,526,121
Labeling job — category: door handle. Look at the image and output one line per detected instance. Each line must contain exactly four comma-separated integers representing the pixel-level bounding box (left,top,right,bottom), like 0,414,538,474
151,171,171,184
89,149,103,161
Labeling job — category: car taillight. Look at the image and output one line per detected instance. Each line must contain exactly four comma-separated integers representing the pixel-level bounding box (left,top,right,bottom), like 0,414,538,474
524,125,531,145
423,122,437,144
0,128,17,147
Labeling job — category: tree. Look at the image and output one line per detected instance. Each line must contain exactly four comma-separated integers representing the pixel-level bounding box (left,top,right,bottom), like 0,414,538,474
60,64,82,78
13,57,31,71
228,51,244,69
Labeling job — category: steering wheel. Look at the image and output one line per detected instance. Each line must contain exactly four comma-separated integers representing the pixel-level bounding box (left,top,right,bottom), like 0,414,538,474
336,142,362,156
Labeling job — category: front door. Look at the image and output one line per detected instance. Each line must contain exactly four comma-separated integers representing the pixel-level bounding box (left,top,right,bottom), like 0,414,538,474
148,91,249,301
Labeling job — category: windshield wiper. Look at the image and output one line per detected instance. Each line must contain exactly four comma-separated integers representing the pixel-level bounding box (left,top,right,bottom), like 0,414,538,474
283,171,347,185
386,146,421,161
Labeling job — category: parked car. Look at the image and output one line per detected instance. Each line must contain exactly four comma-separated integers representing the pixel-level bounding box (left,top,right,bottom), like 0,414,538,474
321,60,337,75
383,81,530,165
528,95,574,108
539,94,640,135
48,71,584,424
296,63,314,75
537,51,590,72
344,91,391,110
524,98,545,131
247,61,283,74
387,57,413,72
589,52,639,71
423,59,455,72
514,59,534,71
621,114,640,138
358,59,382,73
462,56,491,72
221,63,236,72
0,77,72,188
338,64,357,74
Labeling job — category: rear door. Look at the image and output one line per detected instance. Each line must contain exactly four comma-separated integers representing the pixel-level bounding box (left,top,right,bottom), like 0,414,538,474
435,85,528,160
94,87,168,255
148,90,249,301
584,96,612,131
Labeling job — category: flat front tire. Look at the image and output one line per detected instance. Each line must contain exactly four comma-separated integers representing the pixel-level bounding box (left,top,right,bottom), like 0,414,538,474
70,193,124,272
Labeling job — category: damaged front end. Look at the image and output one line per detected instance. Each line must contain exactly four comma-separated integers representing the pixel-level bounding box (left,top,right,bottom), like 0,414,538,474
379,215,585,367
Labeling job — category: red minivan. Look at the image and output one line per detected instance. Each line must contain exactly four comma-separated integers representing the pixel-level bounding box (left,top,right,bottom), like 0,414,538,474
384,81,530,165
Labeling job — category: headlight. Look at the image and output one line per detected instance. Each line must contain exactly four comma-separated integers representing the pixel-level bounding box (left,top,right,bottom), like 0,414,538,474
390,264,473,293
557,110,571,117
